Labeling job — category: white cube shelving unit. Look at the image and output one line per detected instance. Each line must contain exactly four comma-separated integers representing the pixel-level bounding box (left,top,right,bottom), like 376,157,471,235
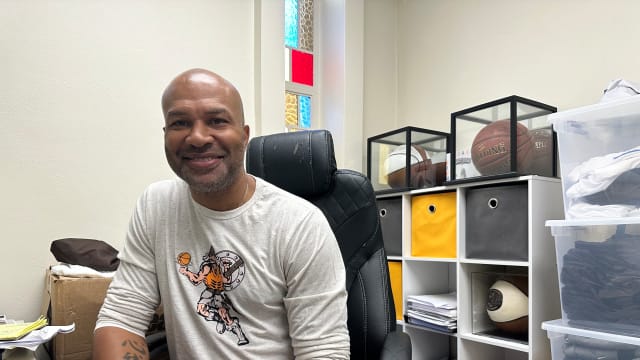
377,175,564,360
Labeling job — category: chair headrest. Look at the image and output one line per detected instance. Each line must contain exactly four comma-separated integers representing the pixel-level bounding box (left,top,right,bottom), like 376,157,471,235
246,130,337,197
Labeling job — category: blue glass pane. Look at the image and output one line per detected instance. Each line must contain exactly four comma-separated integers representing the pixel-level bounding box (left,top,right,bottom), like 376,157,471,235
285,0,299,48
298,95,311,128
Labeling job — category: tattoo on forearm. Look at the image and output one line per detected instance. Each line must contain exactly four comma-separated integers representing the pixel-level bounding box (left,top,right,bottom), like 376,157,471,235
120,339,147,360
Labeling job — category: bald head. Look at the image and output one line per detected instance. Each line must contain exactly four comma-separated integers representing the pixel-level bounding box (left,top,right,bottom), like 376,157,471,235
162,68,245,124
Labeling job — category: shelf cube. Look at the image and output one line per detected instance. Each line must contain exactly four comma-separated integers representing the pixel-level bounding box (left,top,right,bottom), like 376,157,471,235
450,95,557,184
377,197,403,256
465,183,529,261
411,191,457,258
368,126,449,194
388,260,403,321
472,271,529,342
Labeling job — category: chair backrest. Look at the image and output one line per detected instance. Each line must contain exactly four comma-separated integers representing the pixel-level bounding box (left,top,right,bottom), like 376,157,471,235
246,130,397,359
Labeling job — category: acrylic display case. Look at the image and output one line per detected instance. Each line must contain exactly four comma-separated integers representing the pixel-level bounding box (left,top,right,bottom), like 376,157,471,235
450,96,557,184
367,126,449,194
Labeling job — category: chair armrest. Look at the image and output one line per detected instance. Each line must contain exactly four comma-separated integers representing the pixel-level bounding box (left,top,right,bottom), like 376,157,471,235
146,330,169,360
380,330,412,360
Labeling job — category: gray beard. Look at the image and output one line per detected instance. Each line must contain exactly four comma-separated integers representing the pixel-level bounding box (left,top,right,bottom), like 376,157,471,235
178,164,241,194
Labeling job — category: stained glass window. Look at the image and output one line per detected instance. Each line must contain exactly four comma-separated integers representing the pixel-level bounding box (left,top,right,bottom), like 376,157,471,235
284,0,299,49
285,0,314,131
285,91,311,130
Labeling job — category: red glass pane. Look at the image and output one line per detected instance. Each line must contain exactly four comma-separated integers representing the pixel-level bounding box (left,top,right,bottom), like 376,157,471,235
291,49,313,86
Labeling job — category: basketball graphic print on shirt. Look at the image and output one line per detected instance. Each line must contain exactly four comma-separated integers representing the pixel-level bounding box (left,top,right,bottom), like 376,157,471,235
177,246,249,346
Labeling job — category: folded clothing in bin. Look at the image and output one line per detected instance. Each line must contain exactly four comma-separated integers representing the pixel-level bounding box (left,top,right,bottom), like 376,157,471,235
566,146,640,217
561,231,640,336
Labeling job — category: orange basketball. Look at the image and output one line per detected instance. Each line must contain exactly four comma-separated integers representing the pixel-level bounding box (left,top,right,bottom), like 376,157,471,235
471,120,533,176
177,252,191,266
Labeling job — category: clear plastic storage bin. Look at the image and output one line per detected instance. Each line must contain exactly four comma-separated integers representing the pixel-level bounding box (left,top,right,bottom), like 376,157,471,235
549,96,640,218
547,218,640,337
543,319,640,360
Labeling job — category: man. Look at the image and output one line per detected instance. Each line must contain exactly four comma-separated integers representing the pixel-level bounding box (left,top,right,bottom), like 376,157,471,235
93,69,350,359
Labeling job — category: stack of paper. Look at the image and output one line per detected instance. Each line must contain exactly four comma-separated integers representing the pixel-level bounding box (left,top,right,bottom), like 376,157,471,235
0,317,47,341
406,292,457,333
0,322,75,351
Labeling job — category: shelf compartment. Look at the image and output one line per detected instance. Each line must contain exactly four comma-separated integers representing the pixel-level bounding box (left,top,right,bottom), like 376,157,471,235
388,260,403,321
405,325,456,360
459,335,529,359
377,196,403,256
471,272,529,343
411,191,457,258
464,183,529,261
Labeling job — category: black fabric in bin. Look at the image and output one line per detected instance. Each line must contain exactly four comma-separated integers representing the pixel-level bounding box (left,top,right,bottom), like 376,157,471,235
377,197,402,256
465,183,528,261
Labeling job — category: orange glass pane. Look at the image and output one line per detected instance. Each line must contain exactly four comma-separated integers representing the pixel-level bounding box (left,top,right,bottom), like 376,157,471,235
285,92,298,127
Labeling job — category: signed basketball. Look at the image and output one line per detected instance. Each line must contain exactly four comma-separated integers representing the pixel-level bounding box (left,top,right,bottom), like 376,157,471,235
385,145,433,188
471,120,533,176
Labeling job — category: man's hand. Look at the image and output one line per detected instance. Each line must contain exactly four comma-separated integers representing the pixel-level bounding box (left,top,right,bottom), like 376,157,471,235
93,326,149,360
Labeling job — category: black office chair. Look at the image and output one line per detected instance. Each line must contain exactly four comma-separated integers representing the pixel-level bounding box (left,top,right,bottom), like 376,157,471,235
246,129,412,360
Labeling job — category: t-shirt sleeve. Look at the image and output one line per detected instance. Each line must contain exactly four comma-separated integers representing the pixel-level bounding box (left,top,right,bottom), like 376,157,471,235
282,207,350,359
95,190,161,337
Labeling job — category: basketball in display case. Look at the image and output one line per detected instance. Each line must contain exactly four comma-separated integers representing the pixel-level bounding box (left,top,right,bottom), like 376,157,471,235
367,126,449,194
450,95,557,184
487,278,528,334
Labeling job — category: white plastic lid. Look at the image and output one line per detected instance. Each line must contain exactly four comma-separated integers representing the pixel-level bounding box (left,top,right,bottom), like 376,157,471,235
548,95,640,131
542,319,640,346
546,217,640,227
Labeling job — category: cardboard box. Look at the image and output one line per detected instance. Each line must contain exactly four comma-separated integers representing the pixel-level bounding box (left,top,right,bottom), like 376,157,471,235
44,270,111,360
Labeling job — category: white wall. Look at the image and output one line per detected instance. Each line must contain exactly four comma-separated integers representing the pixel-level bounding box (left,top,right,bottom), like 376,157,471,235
364,0,640,137
320,0,365,171
0,0,359,323
0,0,263,321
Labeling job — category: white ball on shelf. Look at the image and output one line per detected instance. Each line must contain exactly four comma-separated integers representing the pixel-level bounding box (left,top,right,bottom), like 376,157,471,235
486,279,528,334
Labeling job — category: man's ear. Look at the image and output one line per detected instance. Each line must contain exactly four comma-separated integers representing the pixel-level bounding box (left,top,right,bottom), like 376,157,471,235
243,124,250,147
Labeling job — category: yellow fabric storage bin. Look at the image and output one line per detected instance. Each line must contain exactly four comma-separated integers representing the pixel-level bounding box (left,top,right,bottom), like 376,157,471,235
411,191,457,258
388,261,403,321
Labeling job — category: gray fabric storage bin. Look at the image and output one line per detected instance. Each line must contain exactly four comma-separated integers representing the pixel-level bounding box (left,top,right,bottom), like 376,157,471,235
377,197,403,256
465,183,529,261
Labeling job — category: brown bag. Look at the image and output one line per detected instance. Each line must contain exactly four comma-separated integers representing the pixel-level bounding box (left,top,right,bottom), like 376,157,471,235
50,238,120,272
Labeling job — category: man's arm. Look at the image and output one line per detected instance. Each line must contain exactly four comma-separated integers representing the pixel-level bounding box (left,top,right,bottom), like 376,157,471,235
93,326,149,360
284,209,350,359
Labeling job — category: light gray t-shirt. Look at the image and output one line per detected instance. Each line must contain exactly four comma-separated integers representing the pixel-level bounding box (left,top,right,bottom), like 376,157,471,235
96,177,350,359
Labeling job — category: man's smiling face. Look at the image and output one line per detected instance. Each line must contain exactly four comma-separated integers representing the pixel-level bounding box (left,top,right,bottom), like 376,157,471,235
162,71,248,194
